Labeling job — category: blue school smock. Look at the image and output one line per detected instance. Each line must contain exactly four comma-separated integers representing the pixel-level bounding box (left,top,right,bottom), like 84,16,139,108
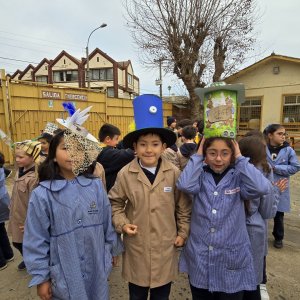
266,146,300,212
176,154,270,293
23,176,123,300
0,168,10,223
245,168,279,284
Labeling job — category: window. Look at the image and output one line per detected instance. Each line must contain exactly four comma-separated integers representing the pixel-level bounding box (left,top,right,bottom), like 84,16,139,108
127,74,133,85
53,70,78,82
35,75,48,83
238,97,261,130
282,95,300,123
91,68,113,81
97,57,99,62
107,87,114,97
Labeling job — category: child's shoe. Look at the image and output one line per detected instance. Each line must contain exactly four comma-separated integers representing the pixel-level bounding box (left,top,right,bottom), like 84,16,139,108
17,261,26,271
260,284,270,300
273,239,283,249
0,262,8,271
6,255,14,262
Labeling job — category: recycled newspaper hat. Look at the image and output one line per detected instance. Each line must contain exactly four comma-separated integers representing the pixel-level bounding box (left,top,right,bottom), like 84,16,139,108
123,94,176,149
14,140,42,162
56,103,101,176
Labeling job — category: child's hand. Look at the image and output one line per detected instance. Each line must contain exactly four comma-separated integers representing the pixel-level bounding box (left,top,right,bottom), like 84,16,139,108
122,224,138,235
19,225,25,233
231,140,241,158
174,236,185,247
37,280,52,300
274,178,288,192
197,137,205,156
112,256,119,267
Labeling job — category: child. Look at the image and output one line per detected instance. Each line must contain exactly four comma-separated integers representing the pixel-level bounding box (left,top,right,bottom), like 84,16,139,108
109,94,191,300
177,125,197,170
8,140,41,271
177,136,271,299
23,110,122,300
0,152,14,270
239,135,287,300
97,123,135,192
37,122,59,163
264,124,300,249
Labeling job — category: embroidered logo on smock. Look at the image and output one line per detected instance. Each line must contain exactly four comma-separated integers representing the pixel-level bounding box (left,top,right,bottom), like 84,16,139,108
224,187,240,195
164,187,172,192
88,201,99,214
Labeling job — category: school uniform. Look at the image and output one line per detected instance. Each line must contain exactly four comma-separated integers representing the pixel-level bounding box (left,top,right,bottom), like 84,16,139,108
8,167,37,245
266,144,300,241
109,157,191,289
23,176,123,300
97,145,135,192
0,168,14,267
176,154,271,294
266,144,300,213
245,168,279,285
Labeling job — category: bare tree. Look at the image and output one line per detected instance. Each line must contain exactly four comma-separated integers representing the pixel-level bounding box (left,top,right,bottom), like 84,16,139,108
124,0,257,117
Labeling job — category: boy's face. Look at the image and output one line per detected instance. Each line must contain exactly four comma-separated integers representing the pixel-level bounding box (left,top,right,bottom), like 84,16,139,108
134,133,166,168
104,135,119,147
38,138,50,153
15,149,34,169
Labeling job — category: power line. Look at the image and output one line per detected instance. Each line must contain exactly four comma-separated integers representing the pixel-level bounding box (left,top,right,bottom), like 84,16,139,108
0,30,80,49
0,56,39,64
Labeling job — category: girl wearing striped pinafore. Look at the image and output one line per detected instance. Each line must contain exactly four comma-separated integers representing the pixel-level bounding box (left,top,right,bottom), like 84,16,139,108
177,137,271,300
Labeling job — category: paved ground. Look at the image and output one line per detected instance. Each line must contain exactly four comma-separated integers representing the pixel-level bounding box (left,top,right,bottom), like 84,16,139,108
0,170,299,299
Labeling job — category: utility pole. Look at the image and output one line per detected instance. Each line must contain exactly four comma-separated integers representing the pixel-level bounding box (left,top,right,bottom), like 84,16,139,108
154,57,164,98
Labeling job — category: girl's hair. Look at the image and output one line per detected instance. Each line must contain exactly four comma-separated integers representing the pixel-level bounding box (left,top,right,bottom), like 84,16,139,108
38,130,96,182
238,136,271,174
263,124,284,135
203,137,235,164
0,151,4,167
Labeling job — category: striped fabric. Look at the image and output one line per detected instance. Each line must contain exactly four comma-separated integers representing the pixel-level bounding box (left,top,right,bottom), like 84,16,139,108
177,154,270,293
23,176,123,300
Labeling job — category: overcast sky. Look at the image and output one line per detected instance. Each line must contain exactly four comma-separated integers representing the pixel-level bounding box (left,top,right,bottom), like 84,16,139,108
0,0,300,96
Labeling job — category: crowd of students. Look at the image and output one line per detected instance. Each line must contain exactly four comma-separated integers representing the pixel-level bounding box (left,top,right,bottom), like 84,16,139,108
0,99,300,300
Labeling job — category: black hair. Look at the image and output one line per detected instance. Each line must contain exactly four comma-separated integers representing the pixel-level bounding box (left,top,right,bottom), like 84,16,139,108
38,130,96,182
135,132,164,144
98,123,121,142
177,119,193,129
203,137,235,164
38,133,53,144
0,151,4,167
182,125,197,140
263,124,284,135
196,120,204,135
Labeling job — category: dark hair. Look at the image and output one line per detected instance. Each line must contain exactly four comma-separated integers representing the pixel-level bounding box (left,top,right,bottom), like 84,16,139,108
196,120,204,135
182,125,197,140
38,130,95,182
38,133,53,144
0,151,4,167
203,137,235,164
238,136,271,174
135,132,164,144
263,124,284,135
177,119,193,129
98,123,121,142
244,129,267,145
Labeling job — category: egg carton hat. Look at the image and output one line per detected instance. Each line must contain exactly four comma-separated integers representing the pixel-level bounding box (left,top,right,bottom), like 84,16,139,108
123,94,176,149
56,104,101,176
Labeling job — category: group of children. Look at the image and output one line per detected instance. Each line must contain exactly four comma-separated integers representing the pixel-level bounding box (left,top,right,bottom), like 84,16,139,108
0,94,299,300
